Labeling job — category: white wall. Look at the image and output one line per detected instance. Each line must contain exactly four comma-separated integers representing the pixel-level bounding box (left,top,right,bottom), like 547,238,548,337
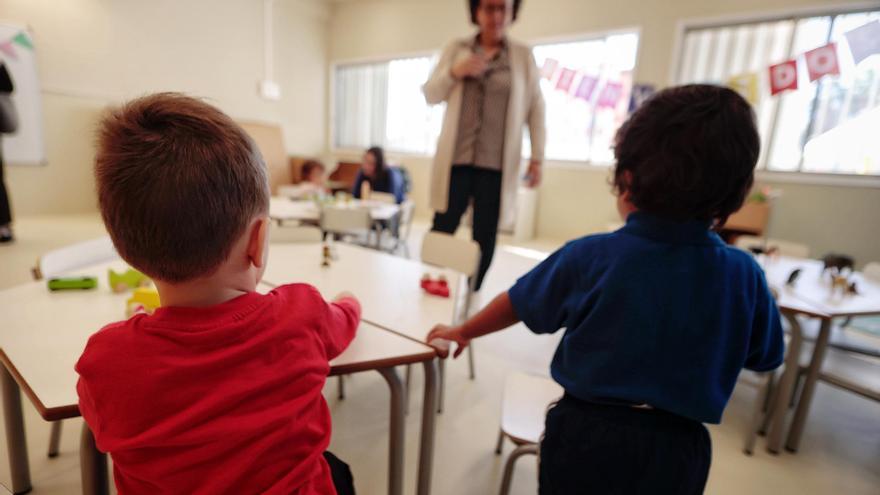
328,0,880,264
1,0,328,215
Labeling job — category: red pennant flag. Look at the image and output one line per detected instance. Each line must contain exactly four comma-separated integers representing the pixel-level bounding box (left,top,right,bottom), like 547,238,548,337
541,58,558,80
804,43,840,82
0,41,17,60
768,60,798,95
574,75,598,101
596,82,623,108
555,68,576,92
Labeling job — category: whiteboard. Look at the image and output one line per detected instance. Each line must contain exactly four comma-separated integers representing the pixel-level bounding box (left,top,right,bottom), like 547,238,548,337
0,23,46,166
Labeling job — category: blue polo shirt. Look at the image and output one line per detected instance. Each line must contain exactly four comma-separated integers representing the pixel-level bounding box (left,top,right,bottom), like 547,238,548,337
508,212,784,424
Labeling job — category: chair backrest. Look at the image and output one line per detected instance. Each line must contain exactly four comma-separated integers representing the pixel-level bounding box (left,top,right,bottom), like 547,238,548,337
863,262,880,282
735,235,810,258
501,372,564,444
371,192,397,204
270,224,323,243
420,231,480,277
35,236,118,280
321,207,372,234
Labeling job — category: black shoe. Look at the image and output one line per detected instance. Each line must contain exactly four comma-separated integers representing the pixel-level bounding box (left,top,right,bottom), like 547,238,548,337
0,227,13,243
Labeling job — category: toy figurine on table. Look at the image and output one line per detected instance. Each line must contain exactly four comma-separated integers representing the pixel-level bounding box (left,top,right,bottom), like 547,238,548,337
108,268,152,293
821,253,858,298
125,287,161,317
421,273,450,298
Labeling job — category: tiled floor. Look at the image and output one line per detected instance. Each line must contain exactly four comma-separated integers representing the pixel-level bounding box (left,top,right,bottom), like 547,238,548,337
1,215,878,494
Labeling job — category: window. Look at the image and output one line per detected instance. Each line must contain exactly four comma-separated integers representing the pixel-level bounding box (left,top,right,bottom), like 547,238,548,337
332,32,641,163
677,9,880,176
333,56,443,154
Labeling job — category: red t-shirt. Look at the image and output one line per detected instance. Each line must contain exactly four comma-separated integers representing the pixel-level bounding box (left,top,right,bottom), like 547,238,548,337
76,284,360,494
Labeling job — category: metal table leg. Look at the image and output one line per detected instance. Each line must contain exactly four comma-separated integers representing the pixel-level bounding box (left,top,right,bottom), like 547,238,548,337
80,423,109,495
766,312,803,454
785,318,832,452
378,367,405,495
417,359,438,495
1,365,32,494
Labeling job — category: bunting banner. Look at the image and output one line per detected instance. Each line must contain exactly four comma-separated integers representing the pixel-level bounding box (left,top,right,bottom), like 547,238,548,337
0,41,17,60
541,58,558,80
0,30,33,62
628,84,656,112
555,68,576,92
844,20,880,64
727,72,759,106
574,75,598,101
768,60,798,96
597,82,624,108
804,43,840,82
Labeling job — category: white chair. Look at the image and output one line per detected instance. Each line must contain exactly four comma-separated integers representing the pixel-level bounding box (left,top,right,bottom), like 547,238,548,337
735,235,810,258
863,262,880,281
495,372,563,495
321,207,376,248
32,236,119,459
394,200,416,257
270,224,323,243
420,231,480,412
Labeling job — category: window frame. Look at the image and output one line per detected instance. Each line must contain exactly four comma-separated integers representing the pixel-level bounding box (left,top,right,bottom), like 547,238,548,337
671,2,880,187
328,27,643,167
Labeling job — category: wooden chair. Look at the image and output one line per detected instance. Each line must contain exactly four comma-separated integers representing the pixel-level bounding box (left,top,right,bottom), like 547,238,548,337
32,236,119,458
495,372,563,495
420,231,480,412
270,224,323,243
735,235,810,258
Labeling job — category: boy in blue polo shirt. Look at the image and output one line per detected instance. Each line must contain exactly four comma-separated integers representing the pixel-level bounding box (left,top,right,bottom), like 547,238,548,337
427,84,784,494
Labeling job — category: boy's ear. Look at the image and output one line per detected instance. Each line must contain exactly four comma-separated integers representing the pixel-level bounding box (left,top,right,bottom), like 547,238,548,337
246,216,269,269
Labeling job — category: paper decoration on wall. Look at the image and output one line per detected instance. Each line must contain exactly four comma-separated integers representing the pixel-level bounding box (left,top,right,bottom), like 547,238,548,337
541,58,559,80
804,43,840,82
0,42,16,60
555,68,576,92
597,82,624,108
727,72,759,105
844,20,880,64
574,75,598,101
768,60,798,96
628,84,656,112
0,30,33,62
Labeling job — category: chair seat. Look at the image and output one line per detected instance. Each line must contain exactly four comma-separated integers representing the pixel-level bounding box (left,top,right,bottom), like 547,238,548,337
501,372,564,445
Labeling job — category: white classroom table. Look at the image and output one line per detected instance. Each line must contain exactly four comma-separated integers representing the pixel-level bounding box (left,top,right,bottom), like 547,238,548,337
758,254,880,453
261,242,463,344
0,259,439,495
269,196,400,223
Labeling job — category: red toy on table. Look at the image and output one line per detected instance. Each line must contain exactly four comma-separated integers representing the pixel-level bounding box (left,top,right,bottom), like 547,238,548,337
420,274,450,298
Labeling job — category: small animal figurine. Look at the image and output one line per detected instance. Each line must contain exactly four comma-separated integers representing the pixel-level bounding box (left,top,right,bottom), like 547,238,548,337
321,243,332,267
847,281,859,295
108,268,151,293
125,287,161,317
786,268,802,287
831,274,849,297
822,254,855,276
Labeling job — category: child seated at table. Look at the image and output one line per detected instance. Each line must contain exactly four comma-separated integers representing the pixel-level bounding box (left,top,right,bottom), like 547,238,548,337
287,159,329,199
427,84,784,494
76,93,360,495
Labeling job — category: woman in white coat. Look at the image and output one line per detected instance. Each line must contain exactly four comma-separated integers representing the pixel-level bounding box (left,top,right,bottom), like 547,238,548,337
423,0,545,291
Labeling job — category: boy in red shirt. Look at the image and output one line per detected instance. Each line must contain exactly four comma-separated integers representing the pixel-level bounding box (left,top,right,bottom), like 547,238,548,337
76,93,360,494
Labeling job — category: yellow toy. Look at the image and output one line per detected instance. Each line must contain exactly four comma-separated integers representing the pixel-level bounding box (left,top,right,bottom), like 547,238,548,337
126,287,161,317
108,268,152,293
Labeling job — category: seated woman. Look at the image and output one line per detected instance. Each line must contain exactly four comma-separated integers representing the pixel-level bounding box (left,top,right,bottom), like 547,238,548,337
352,147,405,204
285,159,328,199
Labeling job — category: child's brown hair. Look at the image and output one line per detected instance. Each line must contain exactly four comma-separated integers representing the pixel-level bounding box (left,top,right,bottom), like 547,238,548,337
95,93,269,283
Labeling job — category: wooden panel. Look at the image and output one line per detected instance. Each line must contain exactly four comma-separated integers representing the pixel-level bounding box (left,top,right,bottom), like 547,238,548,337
238,121,290,194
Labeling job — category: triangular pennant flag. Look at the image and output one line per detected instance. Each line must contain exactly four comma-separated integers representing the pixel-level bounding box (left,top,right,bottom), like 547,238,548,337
574,75,598,101
628,84,655,112
727,72,759,106
768,60,798,96
555,68,576,92
596,81,623,108
0,41,17,60
844,20,880,64
12,32,33,50
541,58,558,80
804,43,839,82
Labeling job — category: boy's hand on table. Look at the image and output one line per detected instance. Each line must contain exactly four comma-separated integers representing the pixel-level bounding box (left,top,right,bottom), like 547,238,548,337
426,324,470,359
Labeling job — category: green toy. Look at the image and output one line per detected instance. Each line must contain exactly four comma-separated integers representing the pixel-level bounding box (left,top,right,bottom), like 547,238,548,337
108,268,151,293
48,277,98,291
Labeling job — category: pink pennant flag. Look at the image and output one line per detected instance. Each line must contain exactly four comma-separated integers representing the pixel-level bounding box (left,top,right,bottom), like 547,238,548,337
541,58,559,80
768,60,798,95
844,20,880,64
804,43,839,82
574,75,598,101
596,82,623,108
0,41,17,60
555,68,576,92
